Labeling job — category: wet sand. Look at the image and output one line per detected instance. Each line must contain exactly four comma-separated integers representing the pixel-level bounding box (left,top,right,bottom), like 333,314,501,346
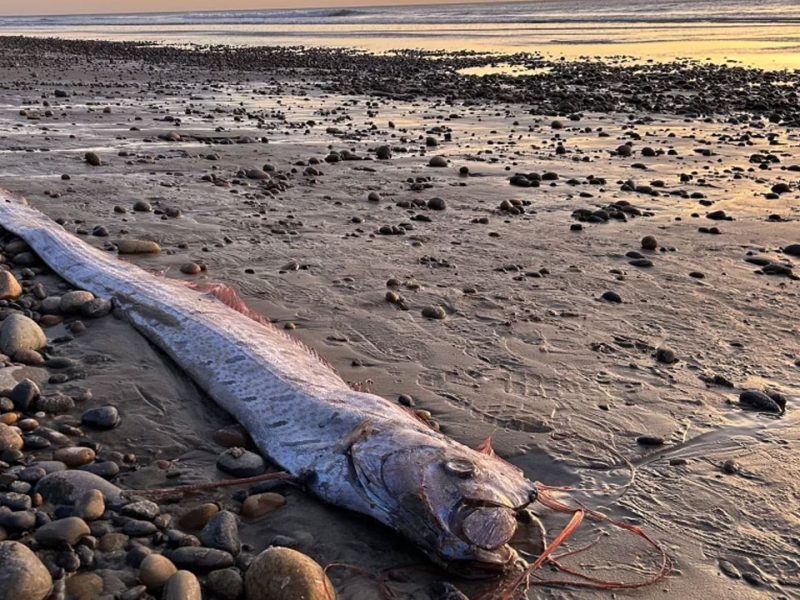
0,37,798,599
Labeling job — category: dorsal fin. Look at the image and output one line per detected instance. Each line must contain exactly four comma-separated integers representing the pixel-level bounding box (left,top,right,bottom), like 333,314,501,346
192,282,273,327
475,436,496,457
190,282,337,373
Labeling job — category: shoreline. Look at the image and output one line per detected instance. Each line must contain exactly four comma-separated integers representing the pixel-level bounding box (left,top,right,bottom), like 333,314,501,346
0,33,798,600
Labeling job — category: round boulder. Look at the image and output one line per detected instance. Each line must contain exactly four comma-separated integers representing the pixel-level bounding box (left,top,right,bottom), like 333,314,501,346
0,540,52,600
245,547,335,600
0,314,46,355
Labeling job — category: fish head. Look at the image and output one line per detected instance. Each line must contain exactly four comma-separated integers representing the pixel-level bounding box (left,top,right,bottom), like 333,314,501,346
350,429,536,577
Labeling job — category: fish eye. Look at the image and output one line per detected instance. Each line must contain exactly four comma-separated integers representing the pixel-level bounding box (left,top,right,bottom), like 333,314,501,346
443,458,475,478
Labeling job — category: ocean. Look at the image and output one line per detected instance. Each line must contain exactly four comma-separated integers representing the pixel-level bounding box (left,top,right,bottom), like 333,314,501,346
1,0,799,69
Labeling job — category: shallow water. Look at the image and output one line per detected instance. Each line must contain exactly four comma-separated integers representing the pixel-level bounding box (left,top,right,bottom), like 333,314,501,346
2,0,800,69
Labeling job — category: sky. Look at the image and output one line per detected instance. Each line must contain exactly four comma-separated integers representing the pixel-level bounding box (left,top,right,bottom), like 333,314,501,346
1,0,494,17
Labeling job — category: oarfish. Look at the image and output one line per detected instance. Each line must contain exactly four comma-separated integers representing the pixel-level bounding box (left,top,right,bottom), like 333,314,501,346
0,190,539,575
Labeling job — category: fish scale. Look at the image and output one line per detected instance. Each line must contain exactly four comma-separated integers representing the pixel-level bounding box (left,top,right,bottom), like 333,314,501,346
0,190,537,574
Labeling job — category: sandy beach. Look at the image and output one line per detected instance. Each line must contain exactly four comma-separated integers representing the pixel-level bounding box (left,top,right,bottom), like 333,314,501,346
0,35,798,600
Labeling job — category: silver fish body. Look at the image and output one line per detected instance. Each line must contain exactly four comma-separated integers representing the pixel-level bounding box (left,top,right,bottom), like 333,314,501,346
0,191,537,574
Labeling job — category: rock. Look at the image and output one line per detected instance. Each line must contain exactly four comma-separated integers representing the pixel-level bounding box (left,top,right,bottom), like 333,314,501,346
428,155,448,168
376,145,391,160
206,568,244,600
12,349,44,366
0,314,46,355
34,516,90,546
783,244,800,257
421,306,446,320
739,390,783,413
0,271,22,300
85,152,101,166
180,263,201,275
133,200,152,212
139,553,178,590
0,540,53,600
170,546,234,571
54,447,96,467
34,393,75,413
655,348,677,364
80,298,112,319
245,169,270,180
10,378,40,412
122,500,160,521
81,406,120,430
73,489,105,521
35,470,124,506
244,547,334,600
636,435,665,446
116,240,161,254
64,572,103,600
641,235,658,250
216,448,265,478
59,291,94,314
600,291,622,303
241,493,286,519
0,423,23,452
179,503,219,530
162,571,202,600
200,511,240,556
212,425,250,448
427,197,446,210
98,532,129,552
0,511,36,531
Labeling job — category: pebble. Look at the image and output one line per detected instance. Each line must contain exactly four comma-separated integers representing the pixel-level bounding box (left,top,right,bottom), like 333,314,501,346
212,425,250,449
0,540,53,600
601,291,622,303
739,390,783,414
35,470,124,506
421,305,446,320
64,572,103,600
170,546,235,571
216,448,265,477
636,435,665,446
133,200,152,212
34,516,90,546
655,348,677,364
10,378,40,412
80,298,112,319
0,314,46,355
116,240,161,254
98,532,129,552
53,446,96,467
641,235,658,250
85,152,101,166
206,568,244,600
81,405,120,430
162,570,202,600
59,290,94,314
122,500,160,521
427,197,446,210
0,271,22,300
428,155,448,167
244,547,334,600
0,423,23,452
180,263,202,275
241,492,286,519
73,489,105,521
200,510,240,556
139,553,178,589
178,503,219,530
